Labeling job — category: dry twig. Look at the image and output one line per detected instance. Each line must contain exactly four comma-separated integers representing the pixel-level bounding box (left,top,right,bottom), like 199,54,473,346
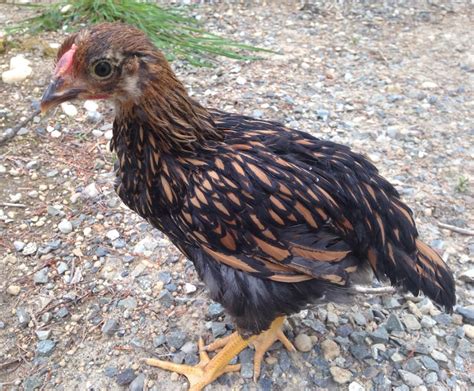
438,222,474,236
0,109,40,146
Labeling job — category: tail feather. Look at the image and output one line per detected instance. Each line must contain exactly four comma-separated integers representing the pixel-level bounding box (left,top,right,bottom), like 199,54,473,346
385,239,455,312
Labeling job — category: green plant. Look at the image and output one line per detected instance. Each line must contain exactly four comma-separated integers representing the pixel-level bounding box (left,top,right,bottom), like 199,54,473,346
8,0,270,66
455,175,469,193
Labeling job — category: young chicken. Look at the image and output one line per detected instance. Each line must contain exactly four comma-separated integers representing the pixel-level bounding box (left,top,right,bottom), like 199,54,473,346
41,23,455,390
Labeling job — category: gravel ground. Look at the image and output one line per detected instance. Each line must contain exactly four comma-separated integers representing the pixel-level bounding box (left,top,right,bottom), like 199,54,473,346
1,2,473,391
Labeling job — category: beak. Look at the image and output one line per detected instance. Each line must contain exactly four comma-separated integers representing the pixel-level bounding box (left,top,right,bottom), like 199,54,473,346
40,76,84,114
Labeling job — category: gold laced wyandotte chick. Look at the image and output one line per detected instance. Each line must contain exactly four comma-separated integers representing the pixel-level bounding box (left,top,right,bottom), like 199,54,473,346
41,23,455,390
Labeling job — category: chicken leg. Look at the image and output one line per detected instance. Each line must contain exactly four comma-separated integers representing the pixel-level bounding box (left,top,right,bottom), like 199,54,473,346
144,316,294,390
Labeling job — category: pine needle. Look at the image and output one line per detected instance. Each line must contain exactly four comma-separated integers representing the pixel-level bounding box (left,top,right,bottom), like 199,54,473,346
8,0,271,67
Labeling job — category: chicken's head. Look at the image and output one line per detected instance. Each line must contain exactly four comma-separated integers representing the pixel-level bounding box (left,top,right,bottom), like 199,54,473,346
40,23,174,113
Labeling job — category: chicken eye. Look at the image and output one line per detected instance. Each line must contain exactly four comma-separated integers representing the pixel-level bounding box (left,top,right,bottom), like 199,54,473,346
93,61,112,78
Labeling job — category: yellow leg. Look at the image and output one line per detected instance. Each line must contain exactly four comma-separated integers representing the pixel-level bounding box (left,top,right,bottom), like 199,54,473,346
205,316,295,382
144,335,254,391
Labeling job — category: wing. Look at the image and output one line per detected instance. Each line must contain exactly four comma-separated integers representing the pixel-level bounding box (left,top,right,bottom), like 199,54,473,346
171,127,386,287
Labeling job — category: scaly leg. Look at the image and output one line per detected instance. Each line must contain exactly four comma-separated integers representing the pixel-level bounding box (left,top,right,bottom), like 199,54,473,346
144,335,254,391
205,316,296,382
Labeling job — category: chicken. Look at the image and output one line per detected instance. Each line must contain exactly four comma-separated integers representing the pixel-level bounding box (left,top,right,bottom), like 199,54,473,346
40,23,455,390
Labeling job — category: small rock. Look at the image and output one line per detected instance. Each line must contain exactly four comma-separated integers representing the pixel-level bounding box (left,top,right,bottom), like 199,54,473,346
370,327,389,343
118,297,137,310
7,284,21,296
321,339,340,360
102,319,120,336
17,307,31,327
181,341,198,355
425,372,438,384
57,262,68,275
353,312,367,326
430,350,448,363
294,333,313,352
23,376,43,391
458,269,474,283
116,368,136,386
330,366,352,384
104,366,118,378
421,316,436,329
349,381,365,391
398,370,423,387
134,236,160,254
55,307,69,318
456,306,474,324
106,229,120,241
236,76,246,85
14,241,25,251
2,65,32,84
421,81,438,89
58,219,73,234
184,283,197,294
36,339,56,356
463,324,474,339
61,102,78,117
167,331,187,349
51,130,62,138
129,373,145,391
402,314,421,330
153,335,166,347
34,267,49,284
36,329,52,340
211,322,227,338
208,303,224,318
23,242,38,255
83,182,100,198
84,100,98,112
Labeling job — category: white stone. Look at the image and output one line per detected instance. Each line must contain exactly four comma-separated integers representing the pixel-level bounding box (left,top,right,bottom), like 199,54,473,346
7,285,21,296
236,76,246,85
2,67,32,84
421,81,438,89
106,229,120,241
9,193,22,202
10,55,30,69
58,219,73,234
184,283,197,294
104,130,113,140
83,183,99,198
349,382,365,391
92,129,104,138
463,324,474,339
61,102,78,117
50,130,62,138
83,100,98,112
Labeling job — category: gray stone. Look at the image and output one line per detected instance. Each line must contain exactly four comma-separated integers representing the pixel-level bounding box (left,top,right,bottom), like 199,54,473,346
353,312,367,326
116,368,136,386
23,375,43,391
57,262,68,275
421,315,436,328
153,335,166,348
41,312,52,323
35,329,51,340
208,302,224,318
211,322,227,338
166,331,187,349
403,357,422,373
34,267,49,284
240,362,253,379
157,290,174,308
0,321,5,329
102,319,119,336
133,236,159,254
350,344,371,360
294,333,313,352
36,340,56,356
402,314,421,330
398,370,423,387
55,307,69,318
181,341,198,355
425,372,438,384
129,373,145,391
370,327,389,343
118,297,137,310
104,366,118,378
83,183,99,198
17,307,30,327
385,314,405,333
456,306,474,324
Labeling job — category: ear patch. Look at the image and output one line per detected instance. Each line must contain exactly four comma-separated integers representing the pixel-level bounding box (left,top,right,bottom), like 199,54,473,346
54,44,77,77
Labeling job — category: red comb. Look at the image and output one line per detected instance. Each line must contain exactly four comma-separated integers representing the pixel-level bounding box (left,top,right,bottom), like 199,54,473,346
54,44,77,77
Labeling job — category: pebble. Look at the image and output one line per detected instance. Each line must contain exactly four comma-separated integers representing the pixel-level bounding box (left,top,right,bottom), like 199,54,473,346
458,268,474,283
349,381,365,391
57,262,69,274
7,284,21,296
463,324,474,339
398,370,423,387
294,333,313,352
17,307,31,327
456,306,474,324
14,240,25,251
36,329,52,340
370,327,389,343
421,81,438,89
211,322,227,338
22,242,38,255
129,373,145,391
118,297,137,310
330,366,352,384
83,182,100,198
61,102,78,117
321,339,340,360
36,339,56,356
236,76,246,85
34,267,49,284
184,283,197,294
23,376,43,391
402,314,421,330
116,368,136,386
50,130,62,138
58,219,73,234
166,331,187,349
208,302,225,318
102,319,120,336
